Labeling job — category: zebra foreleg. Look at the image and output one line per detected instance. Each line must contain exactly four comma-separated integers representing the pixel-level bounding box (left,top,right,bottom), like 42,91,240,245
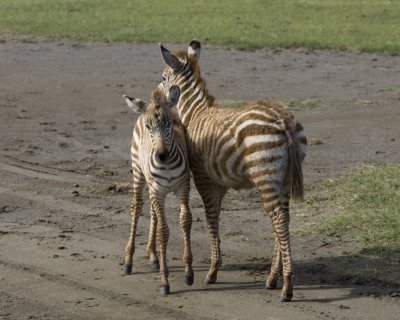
151,196,170,295
196,183,227,284
179,196,194,285
147,205,160,271
124,182,144,274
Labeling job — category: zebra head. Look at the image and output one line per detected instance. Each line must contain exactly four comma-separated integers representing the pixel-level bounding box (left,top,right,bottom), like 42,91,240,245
157,40,201,93
123,85,181,163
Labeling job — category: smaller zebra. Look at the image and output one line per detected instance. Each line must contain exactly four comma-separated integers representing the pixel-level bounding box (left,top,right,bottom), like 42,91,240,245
122,85,193,295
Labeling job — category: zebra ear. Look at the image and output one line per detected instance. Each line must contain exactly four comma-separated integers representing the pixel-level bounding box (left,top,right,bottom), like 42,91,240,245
188,40,201,61
160,43,181,71
166,85,180,108
123,95,147,113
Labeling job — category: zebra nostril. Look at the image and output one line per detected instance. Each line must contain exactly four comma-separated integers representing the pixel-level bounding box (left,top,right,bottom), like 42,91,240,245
157,152,168,162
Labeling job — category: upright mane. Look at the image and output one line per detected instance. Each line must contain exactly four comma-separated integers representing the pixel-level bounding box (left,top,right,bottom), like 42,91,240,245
174,50,215,107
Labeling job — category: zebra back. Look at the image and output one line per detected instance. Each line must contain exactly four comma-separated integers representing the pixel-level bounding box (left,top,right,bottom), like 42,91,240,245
157,42,307,198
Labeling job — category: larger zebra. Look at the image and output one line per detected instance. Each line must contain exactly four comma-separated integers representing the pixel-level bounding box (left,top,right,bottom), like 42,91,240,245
155,41,307,301
122,85,194,295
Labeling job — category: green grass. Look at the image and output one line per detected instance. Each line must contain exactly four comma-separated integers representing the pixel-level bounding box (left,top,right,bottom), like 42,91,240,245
306,166,400,253
1,0,400,53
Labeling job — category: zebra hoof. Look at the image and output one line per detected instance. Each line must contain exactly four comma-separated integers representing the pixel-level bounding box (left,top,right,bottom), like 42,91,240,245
204,276,216,285
265,282,277,290
123,265,132,274
160,285,170,296
185,275,194,286
280,295,293,302
150,260,160,271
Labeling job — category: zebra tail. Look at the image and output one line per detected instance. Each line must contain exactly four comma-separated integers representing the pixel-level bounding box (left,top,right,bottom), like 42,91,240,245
282,120,304,201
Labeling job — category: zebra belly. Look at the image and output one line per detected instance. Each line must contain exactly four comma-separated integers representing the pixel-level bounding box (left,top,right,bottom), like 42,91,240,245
201,143,288,190
203,157,253,190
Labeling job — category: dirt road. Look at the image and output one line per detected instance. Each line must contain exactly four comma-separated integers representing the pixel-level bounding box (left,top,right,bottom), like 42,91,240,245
1,40,399,319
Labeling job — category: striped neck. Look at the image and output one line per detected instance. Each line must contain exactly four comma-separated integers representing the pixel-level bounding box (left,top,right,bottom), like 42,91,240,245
173,63,214,128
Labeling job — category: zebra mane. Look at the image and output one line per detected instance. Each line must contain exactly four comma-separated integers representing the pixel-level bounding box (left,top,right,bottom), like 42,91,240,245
174,50,215,107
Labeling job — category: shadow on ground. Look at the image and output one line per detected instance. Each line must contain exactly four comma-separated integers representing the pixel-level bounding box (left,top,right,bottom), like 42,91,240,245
170,253,400,302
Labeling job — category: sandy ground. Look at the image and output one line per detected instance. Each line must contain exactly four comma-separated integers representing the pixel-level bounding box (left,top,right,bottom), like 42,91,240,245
1,40,400,319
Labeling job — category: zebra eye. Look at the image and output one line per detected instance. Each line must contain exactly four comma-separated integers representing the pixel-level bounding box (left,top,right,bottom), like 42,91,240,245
145,123,151,130
162,75,167,83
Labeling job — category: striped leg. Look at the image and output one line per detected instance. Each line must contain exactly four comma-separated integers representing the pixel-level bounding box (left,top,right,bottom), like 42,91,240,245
256,172,294,301
146,205,160,271
194,176,227,284
266,186,290,289
124,173,145,274
269,206,293,302
150,193,170,295
179,186,194,285
266,236,282,289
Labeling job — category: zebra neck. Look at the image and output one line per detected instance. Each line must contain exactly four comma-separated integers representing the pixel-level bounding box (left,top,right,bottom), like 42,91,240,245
176,73,214,128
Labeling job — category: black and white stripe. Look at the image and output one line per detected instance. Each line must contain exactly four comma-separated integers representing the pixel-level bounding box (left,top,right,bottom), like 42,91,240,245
156,41,307,302
122,85,194,296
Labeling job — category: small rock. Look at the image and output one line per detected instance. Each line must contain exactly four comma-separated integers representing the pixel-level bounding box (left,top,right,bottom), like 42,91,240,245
310,138,323,146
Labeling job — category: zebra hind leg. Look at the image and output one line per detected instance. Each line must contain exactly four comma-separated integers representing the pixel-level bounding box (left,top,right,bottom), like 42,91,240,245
266,188,290,289
266,236,282,289
269,206,293,302
257,175,293,301
203,211,223,286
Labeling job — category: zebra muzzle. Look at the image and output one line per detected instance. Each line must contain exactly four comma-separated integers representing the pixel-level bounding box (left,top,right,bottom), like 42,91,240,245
156,151,169,163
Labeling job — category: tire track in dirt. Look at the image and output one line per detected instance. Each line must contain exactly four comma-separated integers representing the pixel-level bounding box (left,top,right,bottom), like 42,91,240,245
0,154,96,183
0,206,324,320
1,154,399,320
1,156,398,320
0,155,125,228
0,223,313,320
0,258,211,320
0,290,89,320
0,185,104,218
